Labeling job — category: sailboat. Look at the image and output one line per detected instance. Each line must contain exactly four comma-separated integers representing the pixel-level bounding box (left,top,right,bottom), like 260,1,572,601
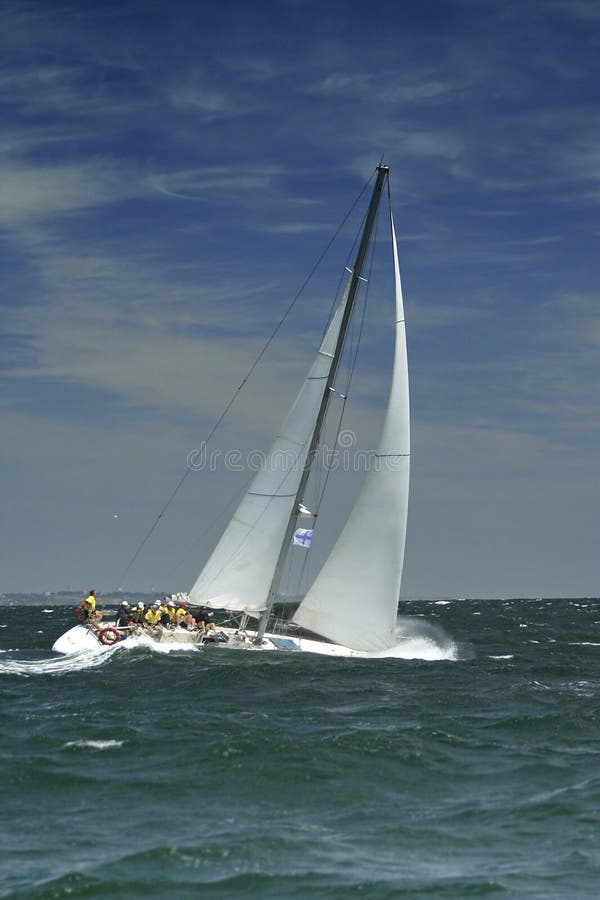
52,164,410,658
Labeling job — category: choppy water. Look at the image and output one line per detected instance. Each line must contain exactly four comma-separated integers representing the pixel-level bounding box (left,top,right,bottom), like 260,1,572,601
1,598,600,898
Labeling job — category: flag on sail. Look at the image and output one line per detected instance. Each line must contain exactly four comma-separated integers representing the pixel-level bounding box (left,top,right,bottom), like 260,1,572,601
293,528,314,548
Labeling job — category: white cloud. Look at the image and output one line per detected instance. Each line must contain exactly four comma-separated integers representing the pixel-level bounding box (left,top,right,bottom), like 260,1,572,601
148,166,277,200
308,70,452,105
0,159,149,225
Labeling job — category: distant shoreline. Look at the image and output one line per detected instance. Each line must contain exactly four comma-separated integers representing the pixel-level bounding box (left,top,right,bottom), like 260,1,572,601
0,592,168,607
1,593,598,607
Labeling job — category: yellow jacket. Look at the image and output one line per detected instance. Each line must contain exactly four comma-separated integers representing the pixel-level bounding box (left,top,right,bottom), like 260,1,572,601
145,608,161,625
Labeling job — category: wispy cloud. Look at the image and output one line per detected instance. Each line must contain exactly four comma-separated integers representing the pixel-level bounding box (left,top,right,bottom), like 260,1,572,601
307,69,454,104
0,159,149,225
1,0,599,595
148,166,278,200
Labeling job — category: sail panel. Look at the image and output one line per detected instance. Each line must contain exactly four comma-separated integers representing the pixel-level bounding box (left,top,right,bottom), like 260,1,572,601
293,211,410,651
189,287,349,615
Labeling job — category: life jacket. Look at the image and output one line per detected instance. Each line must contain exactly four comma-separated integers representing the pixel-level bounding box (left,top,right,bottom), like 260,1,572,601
145,608,161,625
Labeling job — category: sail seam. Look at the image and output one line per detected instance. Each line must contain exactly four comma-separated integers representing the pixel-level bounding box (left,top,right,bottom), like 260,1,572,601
247,492,297,498
272,434,304,447
374,452,410,458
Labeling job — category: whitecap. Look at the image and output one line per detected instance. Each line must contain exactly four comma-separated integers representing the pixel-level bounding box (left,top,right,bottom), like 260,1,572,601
376,637,458,661
374,616,460,661
118,633,200,654
489,654,514,660
42,609,54,613
0,646,113,677
64,739,124,750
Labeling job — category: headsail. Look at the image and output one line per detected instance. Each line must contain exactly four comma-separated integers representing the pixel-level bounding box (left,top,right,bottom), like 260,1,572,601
293,210,410,651
188,286,350,616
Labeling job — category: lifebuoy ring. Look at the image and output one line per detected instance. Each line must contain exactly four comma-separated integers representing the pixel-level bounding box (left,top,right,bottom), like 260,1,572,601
98,627,120,646
76,602,87,622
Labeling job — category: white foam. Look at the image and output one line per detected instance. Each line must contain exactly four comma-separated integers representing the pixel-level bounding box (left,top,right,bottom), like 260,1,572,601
371,616,459,661
375,637,458,661
64,739,124,750
118,633,200,654
0,646,113,677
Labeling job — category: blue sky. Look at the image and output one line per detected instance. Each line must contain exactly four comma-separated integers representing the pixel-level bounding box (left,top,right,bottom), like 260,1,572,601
2,0,599,598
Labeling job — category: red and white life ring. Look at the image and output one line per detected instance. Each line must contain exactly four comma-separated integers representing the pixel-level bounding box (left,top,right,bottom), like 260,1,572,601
98,627,120,646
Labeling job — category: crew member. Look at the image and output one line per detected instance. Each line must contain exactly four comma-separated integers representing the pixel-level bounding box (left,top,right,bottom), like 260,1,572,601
82,589,103,623
115,601,132,628
129,602,145,624
144,601,163,629
175,599,194,628
160,599,177,627
195,605,216,635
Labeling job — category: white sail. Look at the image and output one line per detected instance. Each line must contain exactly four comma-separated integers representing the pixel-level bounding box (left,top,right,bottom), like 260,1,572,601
189,286,350,616
293,212,410,651
51,167,416,660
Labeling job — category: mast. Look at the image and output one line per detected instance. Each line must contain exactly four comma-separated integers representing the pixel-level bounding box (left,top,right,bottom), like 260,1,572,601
255,164,390,641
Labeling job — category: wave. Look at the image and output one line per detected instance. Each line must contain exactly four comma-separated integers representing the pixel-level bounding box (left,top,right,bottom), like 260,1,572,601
118,633,200,654
371,616,462,661
0,646,114,677
64,739,124,750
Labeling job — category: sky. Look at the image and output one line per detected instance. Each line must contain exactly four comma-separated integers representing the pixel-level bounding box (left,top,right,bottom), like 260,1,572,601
1,0,599,598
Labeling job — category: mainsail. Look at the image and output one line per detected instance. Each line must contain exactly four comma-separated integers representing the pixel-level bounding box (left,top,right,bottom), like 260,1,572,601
188,286,350,616
293,212,410,651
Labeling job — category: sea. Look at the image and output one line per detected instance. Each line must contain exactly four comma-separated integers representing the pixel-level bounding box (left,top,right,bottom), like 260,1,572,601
1,597,599,899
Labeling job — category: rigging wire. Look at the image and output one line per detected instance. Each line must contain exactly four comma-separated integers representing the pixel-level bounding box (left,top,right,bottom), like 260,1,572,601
270,182,388,620
289,171,392,603
117,171,377,589
272,202,378,611
297,190,383,554
268,193,386,621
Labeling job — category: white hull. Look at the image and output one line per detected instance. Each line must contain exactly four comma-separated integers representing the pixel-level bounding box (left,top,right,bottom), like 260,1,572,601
51,622,370,658
219,627,371,657
52,624,111,654
51,623,204,655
